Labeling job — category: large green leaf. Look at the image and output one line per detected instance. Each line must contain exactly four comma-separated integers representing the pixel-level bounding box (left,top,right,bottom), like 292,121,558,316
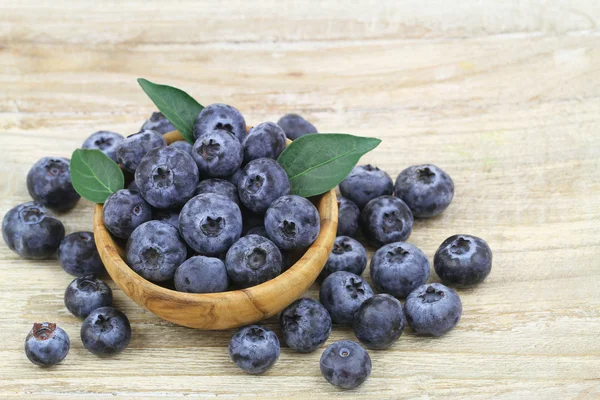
70,149,124,203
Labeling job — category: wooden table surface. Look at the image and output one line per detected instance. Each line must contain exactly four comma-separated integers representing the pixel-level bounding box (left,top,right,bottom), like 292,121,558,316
1,1,599,398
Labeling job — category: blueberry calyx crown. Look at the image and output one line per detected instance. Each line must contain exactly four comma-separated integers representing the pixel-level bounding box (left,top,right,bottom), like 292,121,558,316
345,277,366,299
94,136,114,149
199,139,221,161
201,216,225,237
45,159,67,176
280,220,296,237
215,122,234,133
32,322,56,340
19,205,45,224
246,327,266,342
246,248,267,269
332,238,353,254
387,246,409,261
450,237,471,255
152,166,173,188
419,285,445,304
416,167,436,184
339,347,350,358
382,211,402,233
141,247,162,269
94,314,113,333
246,175,264,194
282,313,302,331
77,276,99,291
363,164,379,172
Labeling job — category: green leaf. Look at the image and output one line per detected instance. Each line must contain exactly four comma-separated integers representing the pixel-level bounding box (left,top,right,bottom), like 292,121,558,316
70,149,124,204
277,133,381,197
137,78,204,143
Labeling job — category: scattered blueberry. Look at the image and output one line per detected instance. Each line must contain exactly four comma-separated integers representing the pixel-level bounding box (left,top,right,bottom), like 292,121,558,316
152,207,180,228
2,202,64,259
434,234,492,287
179,193,242,256
225,235,282,288
319,271,374,325
170,140,193,154
82,131,124,162
360,195,413,247
141,111,175,135
81,306,131,356
405,283,462,336
64,276,113,319
370,242,429,298
336,196,360,237
353,294,405,349
339,165,394,209
58,231,104,277
238,158,291,214
265,195,320,250
320,340,371,389
228,325,280,374
280,298,331,353
242,122,287,164
320,236,367,281
194,103,247,142
192,129,243,178
394,164,454,218
135,146,199,209
102,189,152,239
195,178,240,205
126,221,187,282
24,322,70,367
117,130,166,173
174,255,229,293
26,157,80,212
277,113,317,141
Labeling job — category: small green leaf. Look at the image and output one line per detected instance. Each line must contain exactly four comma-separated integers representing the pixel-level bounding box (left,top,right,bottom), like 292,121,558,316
70,149,124,203
277,133,381,197
137,78,204,143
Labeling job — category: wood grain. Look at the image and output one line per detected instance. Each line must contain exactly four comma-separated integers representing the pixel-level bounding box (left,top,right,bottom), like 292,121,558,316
1,0,599,398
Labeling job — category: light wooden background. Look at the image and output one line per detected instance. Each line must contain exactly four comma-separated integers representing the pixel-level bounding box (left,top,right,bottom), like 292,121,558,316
1,1,599,398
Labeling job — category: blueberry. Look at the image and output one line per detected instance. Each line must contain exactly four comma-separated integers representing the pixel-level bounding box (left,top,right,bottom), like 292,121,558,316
141,111,175,135
170,140,193,154
179,193,242,256
339,165,394,209
174,255,229,293
434,234,492,287
405,283,462,336
353,294,405,349
265,195,320,250
320,236,367,281
227,168,243,188
277,113,317,141
135,146,199,209
82,131,124,162
370,242,429,298
246,226,268,238
242,122,287,164
81,306,131,356
117,130,167,173
152,207,180,228
102,189,152,239
360,195,413,247
25,322,70,367
27,157,80,212
64,276,113,318
58,232,104,277
394,164,454,218
192,129,243,178
280,298,331,353
2,202,64,259
195,178,240,205
228,325,280,374
194,103,247,142
319,271,374,325
320,340,371,389
238,158,291,214
225,235,282,288
126,221,187,282
336,196,360,237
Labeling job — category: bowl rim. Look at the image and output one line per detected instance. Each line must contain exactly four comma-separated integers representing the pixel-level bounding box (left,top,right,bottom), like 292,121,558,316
93,130,338,329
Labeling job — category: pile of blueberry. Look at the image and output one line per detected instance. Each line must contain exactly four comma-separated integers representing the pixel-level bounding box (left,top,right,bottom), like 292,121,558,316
3,105,492,391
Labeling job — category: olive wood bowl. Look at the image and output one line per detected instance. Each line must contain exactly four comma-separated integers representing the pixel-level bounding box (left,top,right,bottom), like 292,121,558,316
93,130,338,329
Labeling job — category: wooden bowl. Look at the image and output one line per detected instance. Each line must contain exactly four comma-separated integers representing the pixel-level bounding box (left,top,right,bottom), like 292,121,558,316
93,130,338,329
